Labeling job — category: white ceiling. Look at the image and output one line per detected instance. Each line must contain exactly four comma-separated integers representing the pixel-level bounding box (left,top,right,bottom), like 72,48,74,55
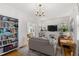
5,3,74,20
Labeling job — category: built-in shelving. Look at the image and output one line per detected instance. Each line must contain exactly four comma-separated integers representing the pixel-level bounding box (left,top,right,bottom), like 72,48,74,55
0,15,18,55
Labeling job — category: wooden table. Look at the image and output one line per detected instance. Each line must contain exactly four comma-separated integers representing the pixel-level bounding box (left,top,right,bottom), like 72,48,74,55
59,36,76,56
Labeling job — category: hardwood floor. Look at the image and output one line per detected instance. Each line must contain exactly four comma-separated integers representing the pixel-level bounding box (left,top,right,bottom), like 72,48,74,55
3,46,45,56
3,50,23,56
3,47,29,56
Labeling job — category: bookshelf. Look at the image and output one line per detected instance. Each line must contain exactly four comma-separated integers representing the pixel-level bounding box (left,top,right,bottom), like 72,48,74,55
0,15,18,55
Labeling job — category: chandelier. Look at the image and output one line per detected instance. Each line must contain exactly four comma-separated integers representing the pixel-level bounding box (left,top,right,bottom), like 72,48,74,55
34,4,45,16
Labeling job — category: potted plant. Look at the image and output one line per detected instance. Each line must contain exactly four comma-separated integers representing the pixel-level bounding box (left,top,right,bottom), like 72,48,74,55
59,23,70,36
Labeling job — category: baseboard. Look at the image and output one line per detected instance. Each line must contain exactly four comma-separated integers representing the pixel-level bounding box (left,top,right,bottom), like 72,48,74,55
19,45,27,48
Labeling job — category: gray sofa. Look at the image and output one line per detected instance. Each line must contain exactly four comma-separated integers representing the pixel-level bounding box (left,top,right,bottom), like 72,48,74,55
29,37,54,56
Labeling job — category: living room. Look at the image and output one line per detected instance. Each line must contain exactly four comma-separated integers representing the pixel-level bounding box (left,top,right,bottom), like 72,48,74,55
0,3,79,56
27,3,78,56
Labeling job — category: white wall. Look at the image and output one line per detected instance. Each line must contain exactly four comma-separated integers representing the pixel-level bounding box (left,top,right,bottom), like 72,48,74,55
0,4,29,47
35,16,70,38
40,16,70,28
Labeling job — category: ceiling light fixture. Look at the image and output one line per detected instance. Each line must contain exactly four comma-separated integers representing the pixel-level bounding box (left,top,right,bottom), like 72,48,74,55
34,4,45,16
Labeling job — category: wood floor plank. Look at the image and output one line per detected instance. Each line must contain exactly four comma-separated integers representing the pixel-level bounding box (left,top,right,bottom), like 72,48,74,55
3,50,23,56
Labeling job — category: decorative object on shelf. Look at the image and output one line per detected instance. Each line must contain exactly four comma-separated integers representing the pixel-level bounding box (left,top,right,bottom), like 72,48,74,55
33,4,46,16
0,47,3,53
2,16,8,21
0,41,2,46
0,28,4,35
